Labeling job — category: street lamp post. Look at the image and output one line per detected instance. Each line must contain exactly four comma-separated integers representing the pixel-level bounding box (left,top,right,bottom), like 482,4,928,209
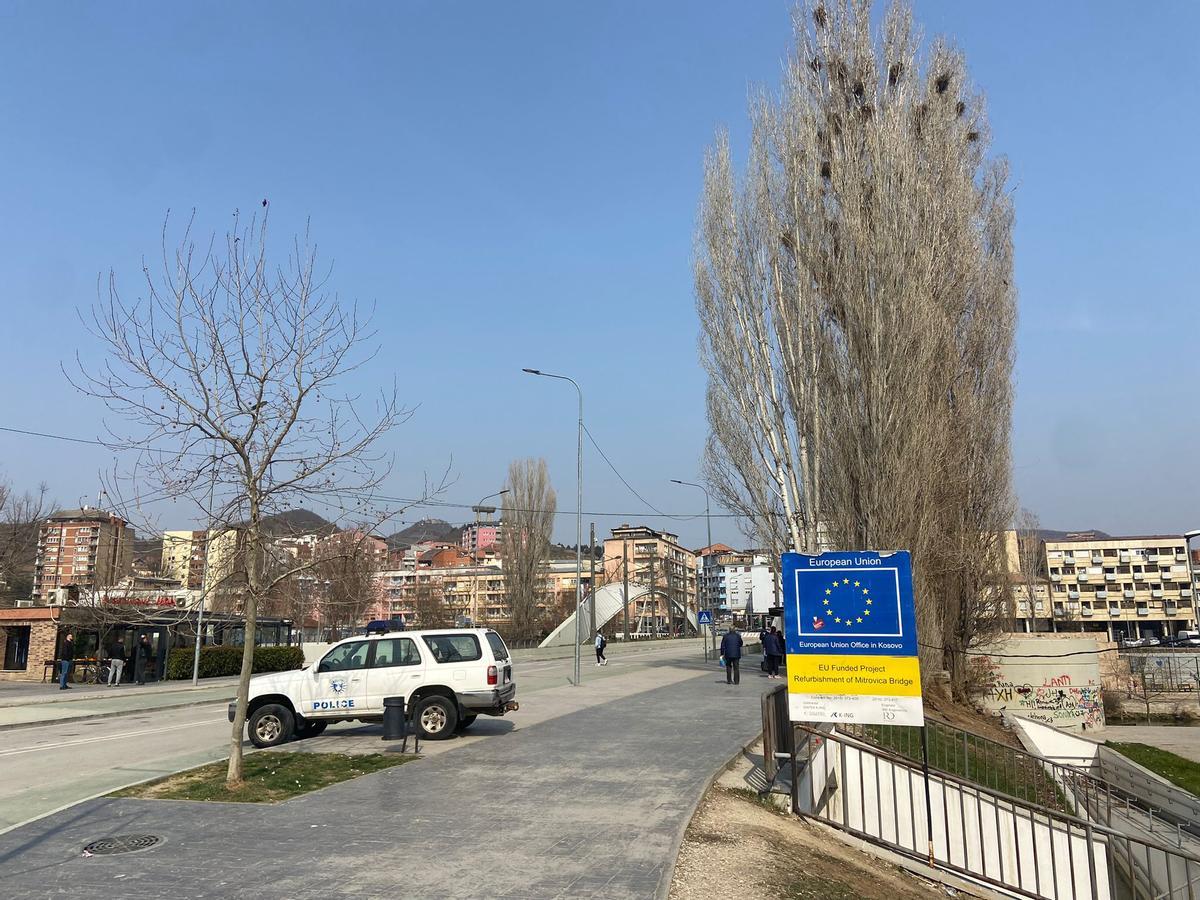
523,368,583,686
672,478,713,659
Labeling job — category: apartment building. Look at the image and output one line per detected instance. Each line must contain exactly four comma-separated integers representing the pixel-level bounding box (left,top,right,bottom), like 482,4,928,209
603,525,697,633
373,558,579,629
32,508,134,603
161,530,208,590
1044,534,1200,640
461,521,502,555
695,545,778,617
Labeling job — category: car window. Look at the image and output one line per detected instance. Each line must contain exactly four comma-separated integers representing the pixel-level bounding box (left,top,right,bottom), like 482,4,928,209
318,641,371,673
371,638,421,668
422,634,482,664
485,632,509,661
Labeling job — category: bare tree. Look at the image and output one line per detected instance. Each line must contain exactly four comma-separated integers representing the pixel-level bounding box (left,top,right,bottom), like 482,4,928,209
500,458,556,641
311,531,381,636
410,577,451,629
1014,508,1044,632
0,478,51,605
74,209,412,787
695,0,1015,693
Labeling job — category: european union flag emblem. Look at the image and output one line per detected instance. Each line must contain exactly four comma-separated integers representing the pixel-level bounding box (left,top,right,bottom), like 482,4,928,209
797,567,903,638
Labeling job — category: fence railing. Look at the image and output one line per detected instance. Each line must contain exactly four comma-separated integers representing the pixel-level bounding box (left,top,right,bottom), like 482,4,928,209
787,723,1200,899
840,717,1200,840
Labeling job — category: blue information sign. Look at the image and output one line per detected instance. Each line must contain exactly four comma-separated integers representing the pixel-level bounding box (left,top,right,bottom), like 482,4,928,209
697,609,713,626
781,550,924,726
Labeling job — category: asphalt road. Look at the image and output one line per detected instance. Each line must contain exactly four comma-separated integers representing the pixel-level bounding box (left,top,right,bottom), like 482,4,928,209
0,639,716,832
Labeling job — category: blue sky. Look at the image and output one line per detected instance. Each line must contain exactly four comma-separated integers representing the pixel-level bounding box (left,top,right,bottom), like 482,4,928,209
1,1,1197,548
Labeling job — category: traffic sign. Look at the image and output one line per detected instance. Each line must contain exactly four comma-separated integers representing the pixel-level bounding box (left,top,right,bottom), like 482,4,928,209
697,609,713,626
781,550,924,727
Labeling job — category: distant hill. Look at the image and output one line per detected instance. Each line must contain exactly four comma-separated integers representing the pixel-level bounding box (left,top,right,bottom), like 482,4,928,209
385,518,463,549
132,538,163,572
259,509,339,537
1037,529,1113,542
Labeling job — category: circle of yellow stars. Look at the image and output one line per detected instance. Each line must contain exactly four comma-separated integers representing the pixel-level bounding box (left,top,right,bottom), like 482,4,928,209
822,578,872,627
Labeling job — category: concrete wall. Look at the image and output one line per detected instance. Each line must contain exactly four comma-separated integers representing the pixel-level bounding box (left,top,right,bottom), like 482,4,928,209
801,732,1109,899
971,635,1105,731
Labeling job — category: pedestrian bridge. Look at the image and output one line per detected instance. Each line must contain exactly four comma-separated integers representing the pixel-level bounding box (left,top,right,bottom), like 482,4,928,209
538,582,698,648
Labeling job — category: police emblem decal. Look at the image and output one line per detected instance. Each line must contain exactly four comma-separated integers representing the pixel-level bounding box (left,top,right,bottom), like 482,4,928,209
330,678,347,694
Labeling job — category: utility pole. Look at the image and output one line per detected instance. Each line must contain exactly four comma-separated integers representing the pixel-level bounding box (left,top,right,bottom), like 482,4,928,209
622,540,630,642
588,522,597,642
649,552,657,640
668,561,678,639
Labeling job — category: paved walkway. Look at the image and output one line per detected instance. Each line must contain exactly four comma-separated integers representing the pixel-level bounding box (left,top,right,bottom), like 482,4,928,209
1103,725,1200,763
0,638,714,730
0,660,763,899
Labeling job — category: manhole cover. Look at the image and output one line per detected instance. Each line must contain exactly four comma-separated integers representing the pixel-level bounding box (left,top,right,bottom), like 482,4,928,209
82,834,164,856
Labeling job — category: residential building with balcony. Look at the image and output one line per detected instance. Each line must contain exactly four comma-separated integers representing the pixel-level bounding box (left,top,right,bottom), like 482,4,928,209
603,525,697,632
32,508,134,603
1044,534,1199,640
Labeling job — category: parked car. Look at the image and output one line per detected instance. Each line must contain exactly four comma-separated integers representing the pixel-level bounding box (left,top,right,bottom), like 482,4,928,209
229,627,517,748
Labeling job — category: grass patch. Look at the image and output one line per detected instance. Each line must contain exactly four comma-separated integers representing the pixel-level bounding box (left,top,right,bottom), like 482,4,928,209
112,752,416,803
725,785,784,813
1106,742,1200,796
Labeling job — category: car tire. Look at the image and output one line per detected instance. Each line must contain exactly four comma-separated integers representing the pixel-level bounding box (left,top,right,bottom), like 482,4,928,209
414,695,458,740
295,720,328,739
248,703,295,748
456,714,478,732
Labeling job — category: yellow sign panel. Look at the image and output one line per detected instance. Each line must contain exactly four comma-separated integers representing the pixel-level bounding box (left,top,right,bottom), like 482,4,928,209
786,654,922,698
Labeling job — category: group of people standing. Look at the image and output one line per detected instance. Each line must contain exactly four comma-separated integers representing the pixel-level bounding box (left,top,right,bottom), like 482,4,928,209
56,633,154,690
717,624,786,685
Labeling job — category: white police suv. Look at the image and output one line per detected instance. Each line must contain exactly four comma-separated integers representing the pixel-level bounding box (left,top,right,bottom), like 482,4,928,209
229,628,517,748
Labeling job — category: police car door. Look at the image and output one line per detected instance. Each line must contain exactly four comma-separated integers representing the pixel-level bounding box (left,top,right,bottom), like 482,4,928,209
308,640,371,718
364,636,425,714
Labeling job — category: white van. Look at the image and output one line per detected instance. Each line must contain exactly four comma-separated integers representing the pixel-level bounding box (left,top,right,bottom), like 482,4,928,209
228,628,517,748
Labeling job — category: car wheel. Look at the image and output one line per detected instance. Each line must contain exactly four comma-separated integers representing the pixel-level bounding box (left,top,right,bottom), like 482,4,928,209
414,695,458,740
295,720,328,739
248,704,294,748
456,714,478,732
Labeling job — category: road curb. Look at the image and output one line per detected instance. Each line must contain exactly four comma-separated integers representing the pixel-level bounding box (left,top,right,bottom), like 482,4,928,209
0,696,230,732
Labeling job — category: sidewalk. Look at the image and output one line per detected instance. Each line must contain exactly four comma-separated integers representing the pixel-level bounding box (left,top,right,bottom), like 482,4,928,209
0,661,765,899
0,680,239,730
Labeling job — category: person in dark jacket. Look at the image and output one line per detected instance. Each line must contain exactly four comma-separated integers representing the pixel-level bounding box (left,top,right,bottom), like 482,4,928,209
134,635,152,685
764,626,785,680
107,638,126,686
719,628,744,685
58,634,75,690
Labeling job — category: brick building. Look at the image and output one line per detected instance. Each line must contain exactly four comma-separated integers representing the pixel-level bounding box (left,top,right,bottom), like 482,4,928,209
32,508,134,603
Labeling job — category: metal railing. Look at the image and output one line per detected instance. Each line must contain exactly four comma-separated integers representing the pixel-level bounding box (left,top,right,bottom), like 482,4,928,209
841,717,1200,841
787,723,1200,899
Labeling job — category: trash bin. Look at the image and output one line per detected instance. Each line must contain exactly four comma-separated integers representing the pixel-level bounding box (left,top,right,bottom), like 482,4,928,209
382,696,407,741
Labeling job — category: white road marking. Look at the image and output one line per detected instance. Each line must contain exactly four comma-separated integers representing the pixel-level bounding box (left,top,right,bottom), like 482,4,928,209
0,717,227,757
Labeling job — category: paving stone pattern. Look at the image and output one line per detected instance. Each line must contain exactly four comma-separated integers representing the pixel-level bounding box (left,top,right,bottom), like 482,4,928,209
0,665,762,899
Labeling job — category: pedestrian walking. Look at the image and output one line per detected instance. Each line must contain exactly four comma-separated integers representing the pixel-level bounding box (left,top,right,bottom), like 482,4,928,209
134,634,152,685
764,626,785,680
57,633,75,690
594,632,608,666
106,637,126,686
719,628,743,685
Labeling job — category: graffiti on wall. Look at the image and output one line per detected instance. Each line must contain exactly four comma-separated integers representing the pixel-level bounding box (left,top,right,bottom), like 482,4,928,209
972,655,1104,731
